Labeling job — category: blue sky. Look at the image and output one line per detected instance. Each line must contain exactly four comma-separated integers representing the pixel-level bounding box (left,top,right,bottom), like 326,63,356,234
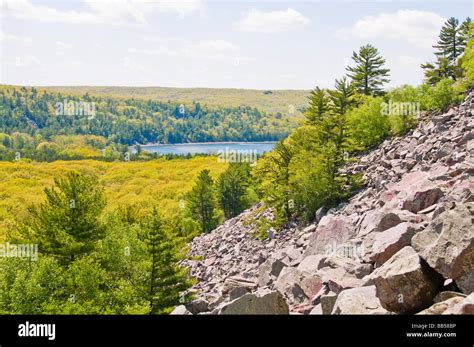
0,0,471,89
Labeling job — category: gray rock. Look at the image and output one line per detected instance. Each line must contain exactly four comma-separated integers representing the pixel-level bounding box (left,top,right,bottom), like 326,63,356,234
434,291,467,303
331,286,388,314
370,222,417,266
443,293,474,314
321,291,338,314
219,290,289,315
222,276,257,294
309,304,323,314
258,258,286,287
296,255,326,274
229,286,251,301
170,305,192,315
402,187,444,213
185,299,209,314
418,297,466,314
412,203,474,293
372,246,443,314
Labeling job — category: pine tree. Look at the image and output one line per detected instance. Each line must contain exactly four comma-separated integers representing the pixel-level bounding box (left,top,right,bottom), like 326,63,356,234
460,17,473,45
186,169,217,233
217,163,250,219
267,140,295,221
346,44,390,96
142,208,190,314
423,17,470,83
421,57,455,85
19,171,106,263
434,17,465,62
304,87,329,125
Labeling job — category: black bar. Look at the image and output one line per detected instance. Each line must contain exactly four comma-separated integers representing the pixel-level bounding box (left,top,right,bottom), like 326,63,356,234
0,315,472,346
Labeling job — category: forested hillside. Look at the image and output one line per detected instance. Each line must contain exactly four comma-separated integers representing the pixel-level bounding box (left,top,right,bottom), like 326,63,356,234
0,86,297,145
35,86,309,116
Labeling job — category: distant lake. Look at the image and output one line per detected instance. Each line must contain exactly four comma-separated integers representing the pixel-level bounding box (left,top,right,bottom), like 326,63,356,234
137,142,277,155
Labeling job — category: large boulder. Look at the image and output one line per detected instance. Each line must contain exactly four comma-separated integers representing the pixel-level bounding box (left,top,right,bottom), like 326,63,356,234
320,291,338,314
443,293,474,314
372,246,444,314
304,214,358,257
358,210,403,237
219,290,289,315
370,222,417,266
274,267,323,305
331,286,389,314
412,203,474,293
185,299,209,314
296,255,326,274
258,258,286,287
418,297,466,314
318,266,366,294
402,188,444,213
222,276,257,294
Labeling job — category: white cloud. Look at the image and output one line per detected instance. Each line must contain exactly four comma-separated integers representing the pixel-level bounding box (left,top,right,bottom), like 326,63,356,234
183,39,237,59
123,56,145,72
236,8,310,33
398,55,422,67
0,30,31,43
128,46,177,56
1,0,203,25
335,10,445,47
8,55,41,68
56,41,73,49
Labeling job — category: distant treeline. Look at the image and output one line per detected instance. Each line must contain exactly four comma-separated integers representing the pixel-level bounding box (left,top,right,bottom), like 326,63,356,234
0,86,296,145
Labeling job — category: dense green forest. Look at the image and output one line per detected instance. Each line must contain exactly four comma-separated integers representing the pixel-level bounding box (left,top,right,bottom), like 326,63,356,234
0,16,472,314
0,86,296,144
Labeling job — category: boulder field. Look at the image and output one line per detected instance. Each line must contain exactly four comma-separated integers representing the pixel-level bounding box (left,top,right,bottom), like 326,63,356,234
173,91,474,315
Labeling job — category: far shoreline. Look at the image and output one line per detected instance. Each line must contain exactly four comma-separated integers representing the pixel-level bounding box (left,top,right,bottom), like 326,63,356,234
137,141,278,147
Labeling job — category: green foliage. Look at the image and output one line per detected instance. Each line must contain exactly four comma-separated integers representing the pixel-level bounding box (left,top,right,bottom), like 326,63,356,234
186,169,218,233
0,86,295,148
255,140,295,222
304,87,329,125
141,208,191,314
434,17,467,61
217,163,252,219
422,17,471,83
461,34,474,87
347,96,390,148
18,171,106,264
346,44,390,96
420,79,460,111
384,85,422,134
0,171,194,314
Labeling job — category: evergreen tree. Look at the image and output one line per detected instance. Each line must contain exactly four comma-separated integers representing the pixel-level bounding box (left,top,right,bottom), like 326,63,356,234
324,77,356,189
304,87,329,125
186,169,217,233
421,57,455,85
217,163,250,219
266,140,295,221
460,17,473,45
346,44,390,96
423,17,470,83
141,208,190,314
19,171,106,263
434,17,465,62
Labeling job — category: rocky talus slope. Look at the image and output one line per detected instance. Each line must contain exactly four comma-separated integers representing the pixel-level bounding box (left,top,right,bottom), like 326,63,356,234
173,92,474,315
